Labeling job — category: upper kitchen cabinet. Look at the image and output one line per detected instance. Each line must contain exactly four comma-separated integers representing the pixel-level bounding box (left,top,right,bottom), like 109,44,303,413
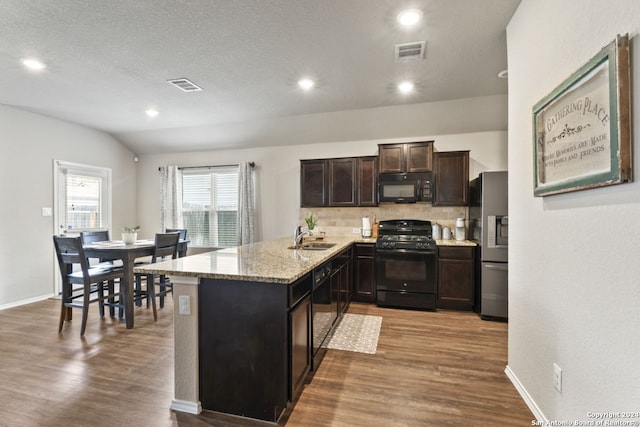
356,156,378,206
329,158,356,206
300,160,329,207
302,157,378,207
378,141,433,173
433,150,469,206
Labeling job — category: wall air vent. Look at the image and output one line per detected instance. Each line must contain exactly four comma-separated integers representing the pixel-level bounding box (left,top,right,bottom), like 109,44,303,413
395,41,426,62
167,78,203,92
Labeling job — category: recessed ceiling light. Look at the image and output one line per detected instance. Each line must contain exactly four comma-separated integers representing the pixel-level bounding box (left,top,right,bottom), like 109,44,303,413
397,9,423,27
397,81,415,94
145,109,159,118
498,69,509,79
21,58,46,71
298,78,315,90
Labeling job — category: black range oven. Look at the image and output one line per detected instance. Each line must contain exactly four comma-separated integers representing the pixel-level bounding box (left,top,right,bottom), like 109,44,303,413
376,220,437,310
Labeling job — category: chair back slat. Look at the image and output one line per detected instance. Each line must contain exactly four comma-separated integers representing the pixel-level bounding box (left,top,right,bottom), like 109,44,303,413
165,228,187,240
152,232,180,262
81,230,110,245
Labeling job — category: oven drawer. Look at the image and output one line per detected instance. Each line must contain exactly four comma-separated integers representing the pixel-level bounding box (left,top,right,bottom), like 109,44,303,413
376,290,436,310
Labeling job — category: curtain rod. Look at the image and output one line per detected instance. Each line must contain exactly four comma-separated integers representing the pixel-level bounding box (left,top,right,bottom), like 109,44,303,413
158,162,254,171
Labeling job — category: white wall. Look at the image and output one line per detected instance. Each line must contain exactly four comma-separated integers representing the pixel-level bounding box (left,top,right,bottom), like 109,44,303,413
137,126,507,245
0,105,136,308
507,0,640,420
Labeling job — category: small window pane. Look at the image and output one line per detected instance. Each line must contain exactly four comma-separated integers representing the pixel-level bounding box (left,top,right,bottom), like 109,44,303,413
66,174,103,229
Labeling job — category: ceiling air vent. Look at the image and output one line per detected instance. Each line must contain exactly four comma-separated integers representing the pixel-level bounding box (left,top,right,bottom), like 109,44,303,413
395,41,426,62
167,78,203,92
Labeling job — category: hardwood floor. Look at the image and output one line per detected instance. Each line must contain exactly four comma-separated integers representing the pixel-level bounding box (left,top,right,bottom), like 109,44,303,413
0,299,532,427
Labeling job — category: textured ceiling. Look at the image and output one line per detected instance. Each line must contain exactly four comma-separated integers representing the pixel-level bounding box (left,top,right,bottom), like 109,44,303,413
0,0,520,153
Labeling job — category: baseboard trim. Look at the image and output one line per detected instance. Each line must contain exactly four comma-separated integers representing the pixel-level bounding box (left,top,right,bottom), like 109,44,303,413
170,399,202,415
505,364,547,422
0,293,54,311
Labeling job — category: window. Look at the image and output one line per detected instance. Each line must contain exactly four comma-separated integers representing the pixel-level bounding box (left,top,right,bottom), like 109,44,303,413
181,166,238,248
56,161,111,234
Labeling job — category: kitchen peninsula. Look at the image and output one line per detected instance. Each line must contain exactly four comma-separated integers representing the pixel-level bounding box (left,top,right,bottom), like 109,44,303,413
134,235,360,423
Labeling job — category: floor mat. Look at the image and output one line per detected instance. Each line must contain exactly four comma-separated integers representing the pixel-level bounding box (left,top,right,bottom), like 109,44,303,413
326,313,382,354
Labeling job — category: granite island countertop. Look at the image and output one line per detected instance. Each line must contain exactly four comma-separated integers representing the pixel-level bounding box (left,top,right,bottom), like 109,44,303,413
133,236,356,284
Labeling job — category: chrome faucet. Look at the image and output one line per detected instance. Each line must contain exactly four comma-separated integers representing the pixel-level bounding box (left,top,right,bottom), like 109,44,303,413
293,225,311,246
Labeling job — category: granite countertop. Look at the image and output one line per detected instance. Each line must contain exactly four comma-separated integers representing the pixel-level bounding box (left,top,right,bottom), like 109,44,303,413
435,239,477,247
134,235,477,285
133,236,356,284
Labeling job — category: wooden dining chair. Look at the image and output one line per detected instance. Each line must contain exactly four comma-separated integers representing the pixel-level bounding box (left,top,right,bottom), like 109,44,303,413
166,228,188,258
53,235,125,336
80,230,121,268
165,228,187,240
134,232,180,321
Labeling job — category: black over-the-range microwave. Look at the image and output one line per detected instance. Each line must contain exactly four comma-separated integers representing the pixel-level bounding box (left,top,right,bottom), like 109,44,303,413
378,172,432,203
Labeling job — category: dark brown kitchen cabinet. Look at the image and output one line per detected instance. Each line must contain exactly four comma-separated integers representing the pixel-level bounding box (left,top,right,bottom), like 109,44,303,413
357,156,378,206
353,243,376,303
329,158,357,206
289,294,311,400
300,160,328,207
301,157,378,207
433,150,469,206
331,247,352,315
378,141,433,173
437,246,474,310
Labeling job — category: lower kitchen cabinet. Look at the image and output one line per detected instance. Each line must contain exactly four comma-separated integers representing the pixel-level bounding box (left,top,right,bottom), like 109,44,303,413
331,247,352,315
437,246,475,310
353,243,376,303
289,293,311,400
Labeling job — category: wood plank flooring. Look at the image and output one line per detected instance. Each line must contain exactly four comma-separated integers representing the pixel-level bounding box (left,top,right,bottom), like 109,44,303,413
0,299,532,426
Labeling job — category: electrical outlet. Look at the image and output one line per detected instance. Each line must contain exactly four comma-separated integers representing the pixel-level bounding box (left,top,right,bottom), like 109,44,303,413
178,295,191,315
42,207,52,217
553,363,562,393
352,228,361,234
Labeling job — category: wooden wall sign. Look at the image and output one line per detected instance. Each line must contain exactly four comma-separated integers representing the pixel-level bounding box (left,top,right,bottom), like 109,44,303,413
533,34,632,197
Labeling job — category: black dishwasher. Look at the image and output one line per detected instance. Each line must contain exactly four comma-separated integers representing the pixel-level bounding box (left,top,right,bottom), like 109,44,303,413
311,260,335,370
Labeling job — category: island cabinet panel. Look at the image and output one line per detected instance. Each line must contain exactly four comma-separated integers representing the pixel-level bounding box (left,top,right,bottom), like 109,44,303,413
437,246,475,310
329,158,357,206
353,243,376,303
199,278,291,422
378,141,433,173
331,247,353,315
300,160,329,207
289,294,311,400
433,150,470,206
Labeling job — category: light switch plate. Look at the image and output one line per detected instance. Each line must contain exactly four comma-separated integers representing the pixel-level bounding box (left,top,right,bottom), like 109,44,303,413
178,295,191,315
42,207,52,217
553,362,562,393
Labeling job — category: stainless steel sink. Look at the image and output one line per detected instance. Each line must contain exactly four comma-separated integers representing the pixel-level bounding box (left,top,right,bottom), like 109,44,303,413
287,242,337,250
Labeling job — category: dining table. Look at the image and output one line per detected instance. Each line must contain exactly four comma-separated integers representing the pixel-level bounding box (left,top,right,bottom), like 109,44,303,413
83,239,188,329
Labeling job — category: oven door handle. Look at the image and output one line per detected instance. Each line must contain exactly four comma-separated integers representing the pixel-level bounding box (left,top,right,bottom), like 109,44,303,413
376,248,437,256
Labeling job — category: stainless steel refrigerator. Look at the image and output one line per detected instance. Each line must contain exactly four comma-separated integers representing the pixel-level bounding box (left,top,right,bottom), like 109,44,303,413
469,171,508,320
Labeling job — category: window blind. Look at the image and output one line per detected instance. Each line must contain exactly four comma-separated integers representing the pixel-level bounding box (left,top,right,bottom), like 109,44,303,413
182,166,239,248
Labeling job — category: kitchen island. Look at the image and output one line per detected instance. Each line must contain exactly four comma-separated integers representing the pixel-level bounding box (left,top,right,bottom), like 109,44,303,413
134,236,358,422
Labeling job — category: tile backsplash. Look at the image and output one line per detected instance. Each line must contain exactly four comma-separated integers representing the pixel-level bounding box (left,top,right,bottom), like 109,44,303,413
300,204,468,237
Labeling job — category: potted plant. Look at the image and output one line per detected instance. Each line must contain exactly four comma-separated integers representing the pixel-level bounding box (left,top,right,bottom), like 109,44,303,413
122,226,140,244
305,211,317,233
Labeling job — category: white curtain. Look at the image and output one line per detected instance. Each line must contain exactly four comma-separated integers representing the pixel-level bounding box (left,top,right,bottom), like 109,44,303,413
160,165,183,231
237,162,255,245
